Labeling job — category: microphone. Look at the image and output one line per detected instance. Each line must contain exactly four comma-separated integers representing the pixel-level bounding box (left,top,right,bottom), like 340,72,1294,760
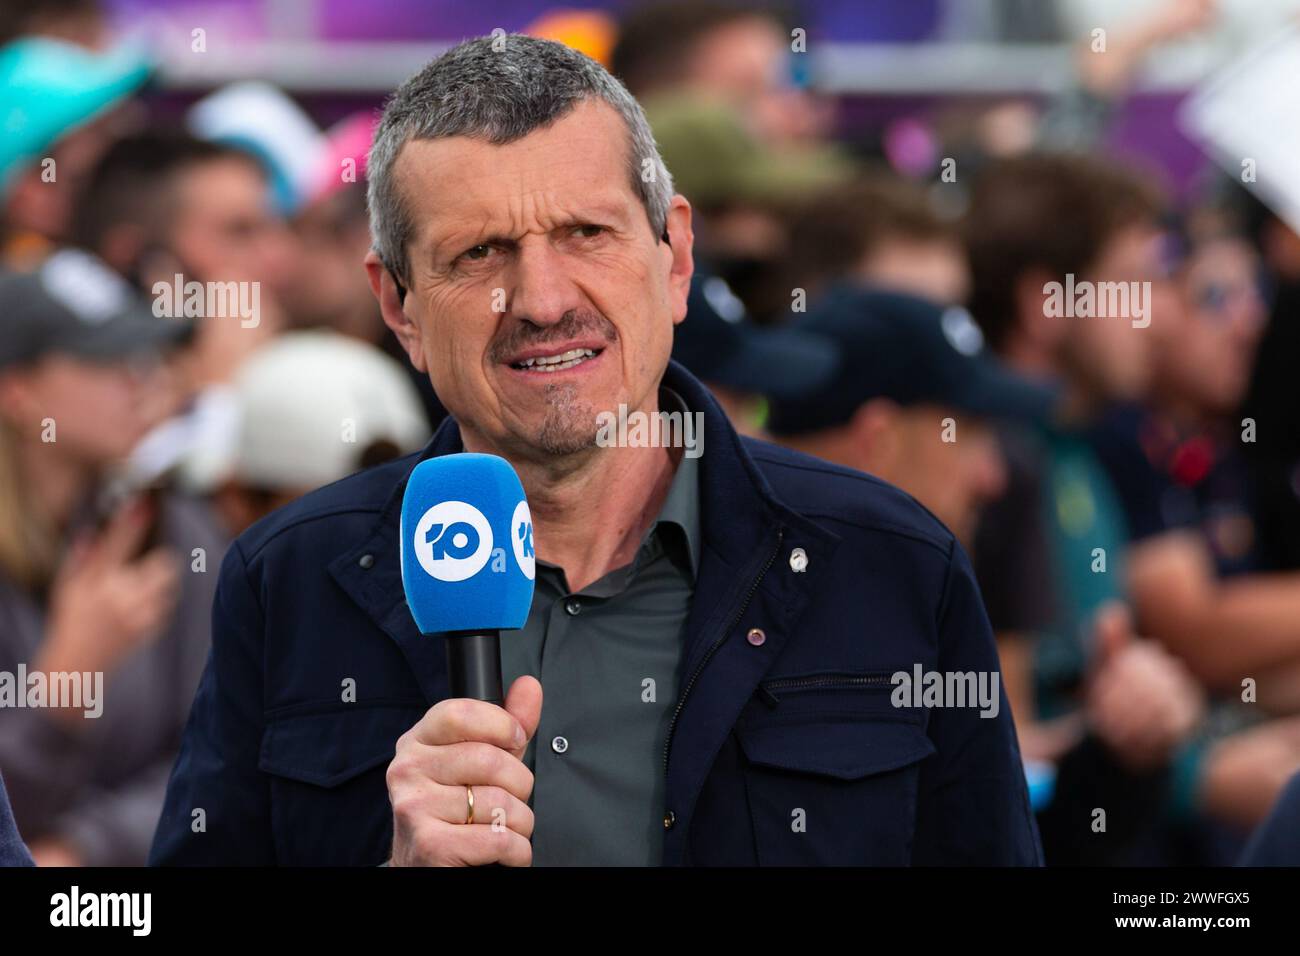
400,453,536,705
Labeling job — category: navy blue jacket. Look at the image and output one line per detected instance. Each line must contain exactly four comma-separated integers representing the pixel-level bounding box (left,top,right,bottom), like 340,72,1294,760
1240,771,1300,865
150,360,1042,866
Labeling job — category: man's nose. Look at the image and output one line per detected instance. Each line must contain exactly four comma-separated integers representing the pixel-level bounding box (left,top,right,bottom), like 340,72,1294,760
507,239,584,326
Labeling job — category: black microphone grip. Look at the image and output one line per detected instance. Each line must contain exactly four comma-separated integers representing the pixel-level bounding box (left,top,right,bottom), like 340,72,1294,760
445,630,504,705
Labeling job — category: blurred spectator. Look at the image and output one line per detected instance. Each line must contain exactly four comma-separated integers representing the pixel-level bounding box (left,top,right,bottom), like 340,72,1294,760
0,0,108,49
645,94,852,318
284,113,449,431
210,331,430,537
77,130,294,388
671,269,839,437
0,35,149,268
779,172,970,307
766,285,1050,546
612,0,833,146
967,153,1300,857
0,249,222,865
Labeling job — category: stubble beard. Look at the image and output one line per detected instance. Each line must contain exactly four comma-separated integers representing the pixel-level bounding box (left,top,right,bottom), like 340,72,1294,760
535,380,601,456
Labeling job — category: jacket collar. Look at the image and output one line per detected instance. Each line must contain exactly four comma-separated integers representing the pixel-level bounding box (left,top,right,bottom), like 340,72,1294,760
329,360,842,857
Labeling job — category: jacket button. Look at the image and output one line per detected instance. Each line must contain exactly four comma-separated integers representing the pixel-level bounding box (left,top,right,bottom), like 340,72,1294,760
358,553,375,569
746,628,766,646
663,810,676,829
789,547,808,572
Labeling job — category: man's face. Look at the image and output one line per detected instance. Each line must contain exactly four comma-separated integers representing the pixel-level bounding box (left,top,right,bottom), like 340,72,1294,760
1062,223,1167,403
375,99,692,462
1159,237,1266,414
170,158,295,291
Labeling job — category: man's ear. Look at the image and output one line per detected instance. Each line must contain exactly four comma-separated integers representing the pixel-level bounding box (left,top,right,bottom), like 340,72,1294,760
364,250,427,372
664,195,694,327
848,398,899,473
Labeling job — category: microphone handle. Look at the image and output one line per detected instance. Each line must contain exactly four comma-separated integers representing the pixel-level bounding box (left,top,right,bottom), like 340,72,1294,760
445,630,504,705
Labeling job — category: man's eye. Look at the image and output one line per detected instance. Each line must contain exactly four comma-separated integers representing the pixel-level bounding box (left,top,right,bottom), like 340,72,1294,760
574,224,604,238
463,244,492,261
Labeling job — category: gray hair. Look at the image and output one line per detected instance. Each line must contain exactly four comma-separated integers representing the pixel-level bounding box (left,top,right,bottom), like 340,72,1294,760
367,34,674,286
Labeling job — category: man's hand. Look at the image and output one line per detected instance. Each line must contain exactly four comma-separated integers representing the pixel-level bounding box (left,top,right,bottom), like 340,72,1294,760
386,676,543,866
1085,602,1205,771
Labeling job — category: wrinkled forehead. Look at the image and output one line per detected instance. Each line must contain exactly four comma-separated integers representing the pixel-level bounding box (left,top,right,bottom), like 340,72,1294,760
392,99,642,246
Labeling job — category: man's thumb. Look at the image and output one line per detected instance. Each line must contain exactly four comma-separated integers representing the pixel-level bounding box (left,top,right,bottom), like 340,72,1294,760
504,675,543,757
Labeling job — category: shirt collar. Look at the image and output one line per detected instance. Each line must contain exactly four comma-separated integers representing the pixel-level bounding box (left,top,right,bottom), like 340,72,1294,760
651,385,701,580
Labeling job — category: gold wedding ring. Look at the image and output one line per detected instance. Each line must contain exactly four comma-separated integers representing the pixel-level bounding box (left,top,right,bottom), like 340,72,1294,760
465,785,475,825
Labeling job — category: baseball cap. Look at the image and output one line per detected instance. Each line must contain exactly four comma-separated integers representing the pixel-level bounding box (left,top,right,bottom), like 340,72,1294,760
766,283,1058,435
0,248,193,369
187,81,325,216
645,94,854,208
228,331,430,491
674,269,840,401
0,37,151,191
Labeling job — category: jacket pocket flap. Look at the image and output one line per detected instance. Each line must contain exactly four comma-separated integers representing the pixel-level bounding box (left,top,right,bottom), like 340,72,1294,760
259,705,422,788
737,717,936,780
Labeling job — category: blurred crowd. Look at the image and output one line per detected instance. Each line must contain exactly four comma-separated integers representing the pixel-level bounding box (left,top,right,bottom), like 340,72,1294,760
3,0,1300,866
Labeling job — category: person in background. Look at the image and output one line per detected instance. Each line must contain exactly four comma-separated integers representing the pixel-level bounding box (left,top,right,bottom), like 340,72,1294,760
76,130,295,389
645,95,852,319
612,0,833,148
779,172,971,308
75,130,298,495
765,286,1047,548
670,268,839,437
284,114,449,431
966,153,1300,859
209,331,430,538
0,249,222,866
0,33,149,268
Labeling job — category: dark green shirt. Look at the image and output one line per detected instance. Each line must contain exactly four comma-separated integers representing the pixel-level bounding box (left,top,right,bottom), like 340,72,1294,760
501,387,700,866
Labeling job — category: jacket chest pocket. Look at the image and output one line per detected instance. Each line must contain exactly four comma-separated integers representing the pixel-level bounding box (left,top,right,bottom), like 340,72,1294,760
259,703,425,865
736,677,934,866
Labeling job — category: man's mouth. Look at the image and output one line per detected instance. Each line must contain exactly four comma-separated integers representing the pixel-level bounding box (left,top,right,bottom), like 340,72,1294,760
509,346,603,373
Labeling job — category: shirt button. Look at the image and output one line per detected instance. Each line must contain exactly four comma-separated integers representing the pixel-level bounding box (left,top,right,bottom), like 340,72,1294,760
746,627,766,646
663,810,676,829
564,598,582,616
551,735,569,754
358,554,374,569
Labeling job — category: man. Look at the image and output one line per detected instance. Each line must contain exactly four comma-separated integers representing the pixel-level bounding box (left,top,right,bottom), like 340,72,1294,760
779,174,971,309
766,287,1034,547
151,35,1040,867
77,130,296,388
